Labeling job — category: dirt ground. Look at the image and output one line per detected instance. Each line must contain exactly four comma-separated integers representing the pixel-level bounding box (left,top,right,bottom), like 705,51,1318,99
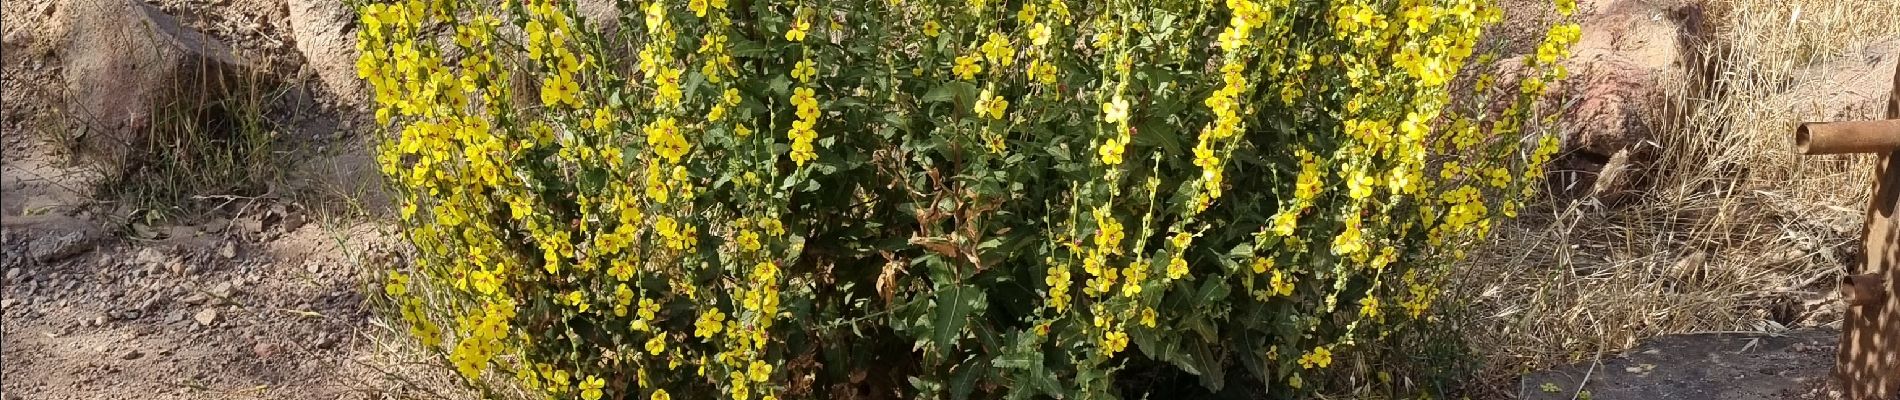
0,133,466,400
0,0,462,397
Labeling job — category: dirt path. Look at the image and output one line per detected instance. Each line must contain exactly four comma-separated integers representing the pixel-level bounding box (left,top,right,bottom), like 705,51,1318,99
1,134,452,400
0,0,463,395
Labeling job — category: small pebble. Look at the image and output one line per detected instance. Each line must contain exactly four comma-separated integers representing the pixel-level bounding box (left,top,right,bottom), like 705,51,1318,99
252,342,277,358
193,308,219,326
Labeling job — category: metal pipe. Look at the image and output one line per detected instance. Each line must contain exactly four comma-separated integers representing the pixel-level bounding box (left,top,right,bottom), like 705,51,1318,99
1795,120,1900,155
1840,273,1887,307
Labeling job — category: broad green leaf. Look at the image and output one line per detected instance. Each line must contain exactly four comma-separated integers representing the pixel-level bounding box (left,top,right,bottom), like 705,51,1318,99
930,285,986,356
922,81,978,105
949,356,988,400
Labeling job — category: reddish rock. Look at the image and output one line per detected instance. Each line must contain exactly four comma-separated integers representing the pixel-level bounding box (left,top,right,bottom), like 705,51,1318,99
1515,0,1707,203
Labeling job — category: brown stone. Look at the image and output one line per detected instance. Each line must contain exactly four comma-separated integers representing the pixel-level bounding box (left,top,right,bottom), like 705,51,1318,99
60,0,252,171
1518,0,1708,203
286,0,365,107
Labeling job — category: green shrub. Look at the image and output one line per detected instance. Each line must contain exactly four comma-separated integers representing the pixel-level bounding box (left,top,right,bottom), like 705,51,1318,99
359,0,1577,397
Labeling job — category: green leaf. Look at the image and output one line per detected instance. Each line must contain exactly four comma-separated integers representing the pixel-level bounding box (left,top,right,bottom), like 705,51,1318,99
1185,336,1227,390
931,285,986,356
683,71,707,100
731,39,773,58
768,75,792,96
949,356,988,400
1132,326,1191,373
923,81,978,105
990,353,1038,369
1196,275,1231,305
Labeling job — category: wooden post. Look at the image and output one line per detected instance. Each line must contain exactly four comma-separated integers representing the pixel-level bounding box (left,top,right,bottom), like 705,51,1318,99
1815,63,1900,400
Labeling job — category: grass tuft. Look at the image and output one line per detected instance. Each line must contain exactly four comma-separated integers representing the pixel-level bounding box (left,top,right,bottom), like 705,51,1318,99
90,67,288,219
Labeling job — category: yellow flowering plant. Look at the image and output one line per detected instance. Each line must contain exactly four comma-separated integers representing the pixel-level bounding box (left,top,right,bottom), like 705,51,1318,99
357,0,1576,397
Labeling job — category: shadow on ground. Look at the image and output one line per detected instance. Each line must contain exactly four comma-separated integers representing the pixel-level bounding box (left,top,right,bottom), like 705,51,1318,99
1518,329,1838,400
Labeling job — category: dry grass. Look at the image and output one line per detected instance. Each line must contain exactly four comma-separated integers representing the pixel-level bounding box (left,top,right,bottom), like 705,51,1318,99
1455,0,1900,389
93,69,289,217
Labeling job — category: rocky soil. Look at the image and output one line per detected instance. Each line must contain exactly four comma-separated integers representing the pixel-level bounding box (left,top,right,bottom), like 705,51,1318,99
1,203,390,400
1,127,467,400
0,0,465,398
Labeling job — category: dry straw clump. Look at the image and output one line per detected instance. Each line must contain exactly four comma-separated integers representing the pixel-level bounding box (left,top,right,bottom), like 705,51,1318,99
1457,0,1900,385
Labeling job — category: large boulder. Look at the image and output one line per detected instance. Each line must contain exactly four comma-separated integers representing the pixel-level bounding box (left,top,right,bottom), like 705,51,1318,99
1548,55,1664,203
1539,0,1706,202
287,0,366,108
61,0,252,170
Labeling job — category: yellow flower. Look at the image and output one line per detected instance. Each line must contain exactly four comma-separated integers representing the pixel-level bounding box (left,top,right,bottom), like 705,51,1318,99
644,1,667,34
922,20,941,37
786,19,810,42
694,308,727,339
1028,23,1051,47
646,334,667,355
1345,167,1374,199
540,73,580,108
1192,142,1220,170
550,369,572,391
1299,346,1333,369
737,230,762,252
580,376,605,400
1101,330,1129,355
385,272,409,297
1250,257,1274,274
748,360,772,382
792,59,817,82
953,54,983,80
652,389,671,400
974,89,1008,120
791,87,819,118
1097,137,1125,165
1093,209,1124,251
689,0,708,17
638,298,661,320
1100,97,1129,123
981,32,1015,66
645,118,690,163
1029,59,1058,84
1269,270,1294,296
1120,267,1144,297
566,290,589,312
1166,256,1188,279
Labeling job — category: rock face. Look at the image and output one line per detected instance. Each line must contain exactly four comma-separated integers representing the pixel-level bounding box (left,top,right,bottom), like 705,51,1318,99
287,0,365,108
28,228,100,263
60,0,251,171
